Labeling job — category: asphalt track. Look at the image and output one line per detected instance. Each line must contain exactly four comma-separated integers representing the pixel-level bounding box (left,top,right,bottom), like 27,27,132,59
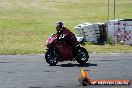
0,53,132,88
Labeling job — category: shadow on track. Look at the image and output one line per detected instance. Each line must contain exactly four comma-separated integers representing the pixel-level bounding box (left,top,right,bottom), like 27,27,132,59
53,63,97,67
97,59,119,62
0,62,11,63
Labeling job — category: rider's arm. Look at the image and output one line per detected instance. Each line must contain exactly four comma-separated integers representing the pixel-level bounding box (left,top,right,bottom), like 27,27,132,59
56,31,64,41
63,27,75,39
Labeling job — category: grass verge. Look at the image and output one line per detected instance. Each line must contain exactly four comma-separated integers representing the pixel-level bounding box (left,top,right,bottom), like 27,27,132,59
0,0,132,54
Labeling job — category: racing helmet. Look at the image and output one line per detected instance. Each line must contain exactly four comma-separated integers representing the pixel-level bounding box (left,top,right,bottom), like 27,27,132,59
56,21,64,28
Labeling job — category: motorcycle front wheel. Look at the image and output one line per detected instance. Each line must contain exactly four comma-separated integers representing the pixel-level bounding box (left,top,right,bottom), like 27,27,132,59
75,47,89,64
45,49,58,66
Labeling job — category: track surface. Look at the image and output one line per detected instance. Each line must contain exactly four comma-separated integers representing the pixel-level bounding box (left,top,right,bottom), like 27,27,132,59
0,54,132,88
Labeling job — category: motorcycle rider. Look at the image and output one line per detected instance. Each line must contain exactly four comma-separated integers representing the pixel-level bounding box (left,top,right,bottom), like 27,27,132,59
55,21,78,51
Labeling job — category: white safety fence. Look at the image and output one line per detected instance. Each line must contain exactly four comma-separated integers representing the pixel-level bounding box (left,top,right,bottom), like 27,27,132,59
75,19,132,45
107,19,132,44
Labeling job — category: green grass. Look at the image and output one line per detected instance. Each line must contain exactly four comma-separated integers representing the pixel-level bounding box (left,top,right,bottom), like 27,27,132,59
0,0,132,54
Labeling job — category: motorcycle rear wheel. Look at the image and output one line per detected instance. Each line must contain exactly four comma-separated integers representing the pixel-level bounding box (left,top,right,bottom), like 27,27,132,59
75,47,89,64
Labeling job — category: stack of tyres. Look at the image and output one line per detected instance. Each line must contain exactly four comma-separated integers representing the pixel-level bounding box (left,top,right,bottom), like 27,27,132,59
75,23,105,43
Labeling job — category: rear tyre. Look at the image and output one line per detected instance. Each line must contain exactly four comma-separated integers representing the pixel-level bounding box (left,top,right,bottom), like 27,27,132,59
75,47,89,64
45,48,59,66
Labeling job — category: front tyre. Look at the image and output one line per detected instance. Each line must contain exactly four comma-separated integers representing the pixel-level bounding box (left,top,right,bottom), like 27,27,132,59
75,47,89,64
45,49,58,66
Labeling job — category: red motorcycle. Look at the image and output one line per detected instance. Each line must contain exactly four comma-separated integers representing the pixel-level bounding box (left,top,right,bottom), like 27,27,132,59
45,34,89,65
